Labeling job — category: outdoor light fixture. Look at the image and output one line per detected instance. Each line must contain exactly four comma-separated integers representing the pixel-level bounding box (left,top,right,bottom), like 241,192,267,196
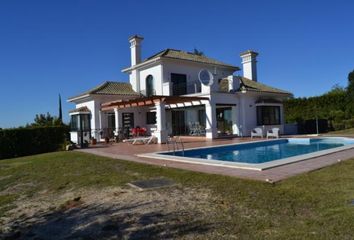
240,85,247,94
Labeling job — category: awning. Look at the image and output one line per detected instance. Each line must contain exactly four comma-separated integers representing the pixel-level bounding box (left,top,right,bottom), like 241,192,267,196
101,95,209,111
69,106,91,114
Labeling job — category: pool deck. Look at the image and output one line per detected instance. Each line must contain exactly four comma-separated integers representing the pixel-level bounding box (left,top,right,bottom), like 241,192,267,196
77,136,354,182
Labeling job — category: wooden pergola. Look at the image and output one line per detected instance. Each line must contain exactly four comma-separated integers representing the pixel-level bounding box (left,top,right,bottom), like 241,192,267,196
101,95,209,111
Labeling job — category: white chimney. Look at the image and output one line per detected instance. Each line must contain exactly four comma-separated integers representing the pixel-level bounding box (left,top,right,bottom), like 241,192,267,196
240,50,258,81
129,35,144,66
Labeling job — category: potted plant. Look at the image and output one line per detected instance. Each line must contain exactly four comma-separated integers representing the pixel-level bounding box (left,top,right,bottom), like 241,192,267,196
90,137,97,145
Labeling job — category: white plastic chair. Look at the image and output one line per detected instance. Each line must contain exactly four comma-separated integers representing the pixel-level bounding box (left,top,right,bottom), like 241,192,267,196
266,128,280,139
251,128,263,138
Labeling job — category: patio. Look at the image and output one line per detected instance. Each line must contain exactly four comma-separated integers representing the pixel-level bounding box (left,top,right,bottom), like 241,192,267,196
77,136,354,182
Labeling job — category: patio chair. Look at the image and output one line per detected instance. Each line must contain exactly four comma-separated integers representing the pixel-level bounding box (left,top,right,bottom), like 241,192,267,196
266,128,280,139
251,127,263,138
189,122,199,136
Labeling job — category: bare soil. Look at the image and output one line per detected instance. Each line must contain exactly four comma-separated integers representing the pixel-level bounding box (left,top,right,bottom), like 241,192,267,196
0,185,222,239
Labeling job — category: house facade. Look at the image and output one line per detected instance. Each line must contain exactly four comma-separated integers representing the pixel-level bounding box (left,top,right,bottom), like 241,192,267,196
68,35,292,144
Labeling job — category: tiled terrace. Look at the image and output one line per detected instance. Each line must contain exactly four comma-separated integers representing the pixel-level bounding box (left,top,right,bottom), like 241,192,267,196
78,136,354,182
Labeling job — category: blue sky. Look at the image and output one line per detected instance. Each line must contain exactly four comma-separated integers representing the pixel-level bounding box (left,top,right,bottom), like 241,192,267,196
0,0,353,128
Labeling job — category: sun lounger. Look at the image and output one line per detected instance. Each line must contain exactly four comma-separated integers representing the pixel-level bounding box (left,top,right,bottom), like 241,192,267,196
123,136,156,145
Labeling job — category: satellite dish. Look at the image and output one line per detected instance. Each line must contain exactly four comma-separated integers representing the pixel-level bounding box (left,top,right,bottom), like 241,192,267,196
198,69,214,86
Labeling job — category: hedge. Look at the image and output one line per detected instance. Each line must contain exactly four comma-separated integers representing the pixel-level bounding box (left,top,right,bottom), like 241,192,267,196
0,126,69,160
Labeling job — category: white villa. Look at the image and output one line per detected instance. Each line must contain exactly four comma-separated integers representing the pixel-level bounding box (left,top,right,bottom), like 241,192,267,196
68,35,292,144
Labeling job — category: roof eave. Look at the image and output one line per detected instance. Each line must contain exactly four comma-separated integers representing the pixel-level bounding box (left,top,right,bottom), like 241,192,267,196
122,56,239,73
122,57,162,73
67,94,91,102
241,89,293,96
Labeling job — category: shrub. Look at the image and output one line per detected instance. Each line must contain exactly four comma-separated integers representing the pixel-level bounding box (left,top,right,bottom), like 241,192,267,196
0,126,69,160
344,118,354,129
332,121,345,131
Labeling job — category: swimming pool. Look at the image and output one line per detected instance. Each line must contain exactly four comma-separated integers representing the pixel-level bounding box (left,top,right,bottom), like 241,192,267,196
141,137,354,171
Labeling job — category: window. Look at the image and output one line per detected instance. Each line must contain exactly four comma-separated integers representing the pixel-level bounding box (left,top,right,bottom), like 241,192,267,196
70,114,91,131
122,113,134,129
171,73,187,95
257,106,280,125
80,114,91,131
107,113,115,130
198,109,206,127
146,112,156,124
146,75,154,97
70,115,79,131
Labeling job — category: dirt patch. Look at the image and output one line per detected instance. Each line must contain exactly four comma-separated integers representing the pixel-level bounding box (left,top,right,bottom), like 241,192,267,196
0,175,12,181
58,196,83,211
0,182,37,195
0,185,222,239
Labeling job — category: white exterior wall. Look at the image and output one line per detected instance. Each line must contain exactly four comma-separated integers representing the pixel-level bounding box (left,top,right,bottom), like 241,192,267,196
162,60,235,95
236,93,286,136
138,64,163,95
129,59,236,97
76,100,97,139
238,95,257,136
130,70,139,92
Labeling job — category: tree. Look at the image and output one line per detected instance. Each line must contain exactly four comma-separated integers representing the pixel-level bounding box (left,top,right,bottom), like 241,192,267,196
193,48,204,56
327,84,345,95
32,112,62,127
58,94,62,122
346,70,354,117
284,69,354,130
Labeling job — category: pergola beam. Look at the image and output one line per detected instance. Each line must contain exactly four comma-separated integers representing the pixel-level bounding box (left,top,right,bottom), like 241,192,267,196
101,95,209,111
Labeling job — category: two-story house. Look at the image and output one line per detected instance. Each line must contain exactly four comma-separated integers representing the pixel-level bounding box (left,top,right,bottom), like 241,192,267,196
68,35,292,144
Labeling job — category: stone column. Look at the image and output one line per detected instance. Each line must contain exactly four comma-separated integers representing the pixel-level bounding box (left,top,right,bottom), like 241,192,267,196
154,101,167,143
205,102,217,139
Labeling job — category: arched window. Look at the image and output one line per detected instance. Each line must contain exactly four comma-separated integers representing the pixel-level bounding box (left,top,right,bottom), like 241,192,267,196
146,75,154,97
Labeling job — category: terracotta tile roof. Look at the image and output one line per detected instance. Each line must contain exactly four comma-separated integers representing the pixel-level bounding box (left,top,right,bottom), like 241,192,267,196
68,81,139,100
143,49,239,69
69,106,91,113
219,76,292,95
239,77,292,95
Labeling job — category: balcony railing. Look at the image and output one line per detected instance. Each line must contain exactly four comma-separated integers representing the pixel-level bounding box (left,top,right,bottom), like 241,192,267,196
139,81,202,97
140,89,156,97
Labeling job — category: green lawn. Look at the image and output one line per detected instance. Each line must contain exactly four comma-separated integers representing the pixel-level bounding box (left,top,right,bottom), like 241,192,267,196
326,127,354,136
1,151,354,239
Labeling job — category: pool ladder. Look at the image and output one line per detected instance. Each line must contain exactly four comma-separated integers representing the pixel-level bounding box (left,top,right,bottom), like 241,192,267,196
167,136,185,156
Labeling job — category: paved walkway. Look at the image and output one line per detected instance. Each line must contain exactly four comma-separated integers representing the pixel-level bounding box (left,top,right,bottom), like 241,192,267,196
77,136,354,182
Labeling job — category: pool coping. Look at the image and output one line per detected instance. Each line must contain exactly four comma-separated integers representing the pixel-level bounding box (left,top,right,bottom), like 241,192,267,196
137,137,354,171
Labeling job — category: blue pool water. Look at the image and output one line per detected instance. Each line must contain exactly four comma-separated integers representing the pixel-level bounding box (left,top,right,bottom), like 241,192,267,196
162,138,354,164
